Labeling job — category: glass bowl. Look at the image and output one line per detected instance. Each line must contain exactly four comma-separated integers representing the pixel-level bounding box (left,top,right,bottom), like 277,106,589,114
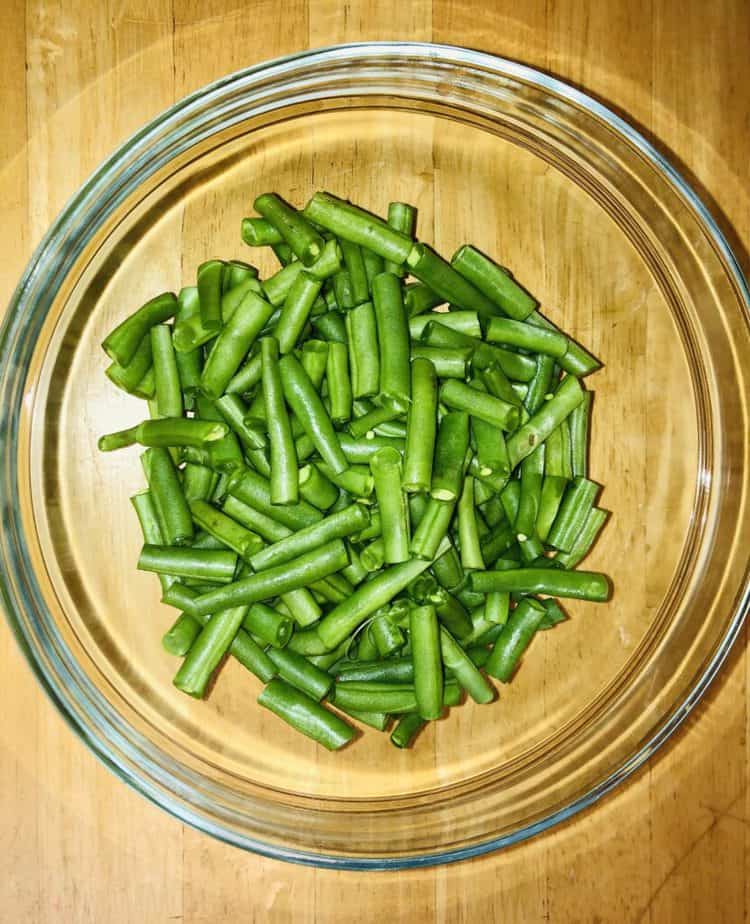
1,43,748,870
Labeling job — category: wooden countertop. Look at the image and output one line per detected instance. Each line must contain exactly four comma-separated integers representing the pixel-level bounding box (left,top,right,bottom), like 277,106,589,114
1,2,748,921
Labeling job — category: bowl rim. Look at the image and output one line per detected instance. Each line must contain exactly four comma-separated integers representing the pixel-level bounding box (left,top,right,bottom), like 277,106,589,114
1,41,749,870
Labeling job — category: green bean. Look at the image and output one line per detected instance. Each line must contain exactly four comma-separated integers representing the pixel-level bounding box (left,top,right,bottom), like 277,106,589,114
182,464,218,503
228,468,322,531
242,603,293,648
370,448,410,563
485,598,546,681
485,317,568,358
470,567,610,601
339,239,370,305
212,394,265,451
556,507,608,569
191,530,226,551
440,380,520,432
337,657,415,684
222,494,290,542
315,461,374,500
304,192,413,264
173,604,246,697
326,341,352,423
311,572,355,605
431,411,469,502
568,390,592,477
192,539,349,616
506,375,585,468
222,260,258,292
457,476,485,570
98,418,228,452
278,353,347,474
211,473,231,504
334,706,390,731
200,289,275,398
345,301,380,399
274,271,322,354
332,270,355,309
317,554,438,649
225,352,262,394
173,339,202,408
338,433,405,465
422,321,537,382
537,476,568,543
254,192,325,266
547,477,600,552
258,337,298,505
162,613,202,657
312,310,348,344
102,291,178,367
307,638,351,671
370,612,406,657
341,543,368,585
306,238,343,280
279,588,322,628
348,403,401,439
221,276,264,323
188,499,263,560
515,443,545,540
406,244,501,319
241,216,284,245
362,247,385,291
390,713,427,748
159,582,201,617
271,242,294,265
262,261,304,306
248,503,368,572
142,447,193,546
258,678,354,750
148,324,182,417
332,681,457,714
485,591,510,625
371,272,411,412
137,544,238,583
298,463,339,510
359,537,385,572
409,604,443,719
450,245,536,320
408,310,481,340
538,597,567,630
402,358,437,493
264,647,332,700
196,259,224,333
403,282,445,318
478,518,516,565
384,201,417,275
411,497,456,560
471,416,510,483
130,490,176,593
300,339,330,390
409,344,470,379
431,544,465,593
105,335,153,395
478,362,522,407
356,628,379,661
527,311,601,376
439,627,494,704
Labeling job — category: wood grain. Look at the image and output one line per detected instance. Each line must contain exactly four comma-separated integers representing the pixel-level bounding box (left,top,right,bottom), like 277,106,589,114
1,2,748,922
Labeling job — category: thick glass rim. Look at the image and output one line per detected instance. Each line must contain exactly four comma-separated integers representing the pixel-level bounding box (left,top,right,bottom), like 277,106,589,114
1,42,748,870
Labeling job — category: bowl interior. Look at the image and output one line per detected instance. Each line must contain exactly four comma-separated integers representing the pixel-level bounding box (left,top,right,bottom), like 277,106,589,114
30,105,698,807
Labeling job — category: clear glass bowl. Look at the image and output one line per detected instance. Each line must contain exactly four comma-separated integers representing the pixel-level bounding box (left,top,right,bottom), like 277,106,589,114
1,43,748,869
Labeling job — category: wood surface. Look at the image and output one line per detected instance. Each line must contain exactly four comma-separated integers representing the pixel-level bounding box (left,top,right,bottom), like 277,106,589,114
1,1,748,921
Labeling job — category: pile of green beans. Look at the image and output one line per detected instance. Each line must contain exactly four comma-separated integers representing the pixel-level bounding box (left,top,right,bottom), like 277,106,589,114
99,190,611,752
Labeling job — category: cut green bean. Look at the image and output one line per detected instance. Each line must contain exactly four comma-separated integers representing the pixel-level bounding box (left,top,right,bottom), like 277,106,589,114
370,448,410,563
485,317,568,358
406,244,502,319
346,302,380,399
137,544,238,583
362,247,385,291
188,499,263,561
300,339,330,390
162,612,202,657
312,309,348,344
333,681,458,714
506,375,585,468
279,588,322,628
440,380,520,432
196,260,224,333
274,271,322,354
457,476,484,570
470,568,610,601
183,464,218,503
402,357,437,493
422,321,537,382
450,245,536,320
391,713,427,748
360,537,385,572
326,341,352,423
349,403,401,439
242,603,293,648
547,477,600,552
173,605,246,697
371,272,411,412
515,443,545,541
228,468,322,531
339,433,405,465
411,497,456,560
255,193,325,266
409,344,470,379
142,447,193,546
248,503,368,572
148,324,182,417
278,353,347,474
213,394,266,450
102,292,178,367
404,282,445,318
439,627,494,704
258,679,354,750
221,276,264,324
192,539,349,616
298,463,339,510
485,591,510,625
304,192,413,264
262,261,304,306
527,311,601,376
568,390,592,478
98,418,228,452
431,411,469,501
222,494,291,542
241,216,284,245
410,604,443,719
265,647,332,700
306,238,343,280
408,310,482,340
339,239,370,305
200,289,275,398
384,202,417,275
556,507,608,569
260,337,299,505
315,461,374,499
524,354,557,415
485,598,546,681
370,612,406,657
105,335,153,395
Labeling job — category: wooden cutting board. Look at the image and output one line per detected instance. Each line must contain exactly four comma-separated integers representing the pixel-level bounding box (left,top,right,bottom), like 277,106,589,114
1,1,747,921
